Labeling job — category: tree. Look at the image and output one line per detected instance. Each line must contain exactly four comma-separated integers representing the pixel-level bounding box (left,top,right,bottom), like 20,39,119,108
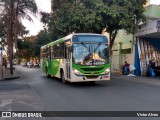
16,38,35,61
17,24,29,38
0,0,38,74
16,30,55,61
49,0,104,38
34,30,54,59
46,0,147,50
98,0,147,49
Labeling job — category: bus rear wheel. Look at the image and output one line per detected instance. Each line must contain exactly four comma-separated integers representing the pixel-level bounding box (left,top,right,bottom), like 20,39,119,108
46,67,51,78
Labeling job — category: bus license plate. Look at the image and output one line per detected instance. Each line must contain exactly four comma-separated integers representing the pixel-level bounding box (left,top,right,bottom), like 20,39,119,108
103,76,109,79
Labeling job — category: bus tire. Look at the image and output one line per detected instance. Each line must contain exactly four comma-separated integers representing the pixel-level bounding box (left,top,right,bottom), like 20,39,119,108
46,67,51,78
61,71,67,84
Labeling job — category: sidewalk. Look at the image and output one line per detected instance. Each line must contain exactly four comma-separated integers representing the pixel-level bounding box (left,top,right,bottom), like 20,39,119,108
1,67,20,80
0,66,45,114
112,73,160,86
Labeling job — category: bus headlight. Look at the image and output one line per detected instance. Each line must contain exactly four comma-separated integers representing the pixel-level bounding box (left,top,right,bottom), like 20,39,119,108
73,69,81,75
105,68,110,74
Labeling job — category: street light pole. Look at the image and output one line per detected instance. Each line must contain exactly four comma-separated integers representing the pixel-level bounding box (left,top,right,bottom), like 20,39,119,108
0,37,5,80
1,46,4,79
0,38,3,80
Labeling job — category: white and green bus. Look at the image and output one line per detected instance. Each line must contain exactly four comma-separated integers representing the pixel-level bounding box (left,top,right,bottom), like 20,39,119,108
41,33,110,83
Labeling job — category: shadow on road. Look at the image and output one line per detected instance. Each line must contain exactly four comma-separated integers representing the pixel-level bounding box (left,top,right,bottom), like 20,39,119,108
41,76,111,88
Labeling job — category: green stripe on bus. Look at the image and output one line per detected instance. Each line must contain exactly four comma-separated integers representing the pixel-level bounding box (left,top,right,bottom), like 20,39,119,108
72,63,110,74
48,39,64,47
50,59,60,76
42,58,60,76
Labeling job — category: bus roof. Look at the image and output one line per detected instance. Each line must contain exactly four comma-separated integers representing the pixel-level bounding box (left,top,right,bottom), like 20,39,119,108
41,33,106,49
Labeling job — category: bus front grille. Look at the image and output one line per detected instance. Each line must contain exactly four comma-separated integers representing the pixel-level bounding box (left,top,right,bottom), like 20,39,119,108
80,67,104,72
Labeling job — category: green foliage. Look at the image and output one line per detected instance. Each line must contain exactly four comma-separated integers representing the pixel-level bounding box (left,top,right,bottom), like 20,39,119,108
43,0,147,49
16,39,34,60
16,30,57,60
40,12,51,27
33,30,53,58
49,0,104,38
18,24,29,37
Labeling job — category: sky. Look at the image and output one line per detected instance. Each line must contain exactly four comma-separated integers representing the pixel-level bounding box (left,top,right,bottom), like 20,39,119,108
22,0,160,36
22,0,51,36
150,0,160,5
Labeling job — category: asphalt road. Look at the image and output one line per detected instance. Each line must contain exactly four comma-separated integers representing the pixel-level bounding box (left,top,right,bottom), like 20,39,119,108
1,65,160,120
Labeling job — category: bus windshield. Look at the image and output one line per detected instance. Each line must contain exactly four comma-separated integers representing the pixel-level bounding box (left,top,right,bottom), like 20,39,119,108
73,43,109,66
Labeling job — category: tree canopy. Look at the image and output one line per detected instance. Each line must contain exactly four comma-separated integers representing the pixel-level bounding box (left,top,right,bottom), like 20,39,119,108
42,0,147,49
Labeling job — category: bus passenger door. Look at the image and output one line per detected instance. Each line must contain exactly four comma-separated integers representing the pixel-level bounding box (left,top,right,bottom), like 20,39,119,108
65,46,71,79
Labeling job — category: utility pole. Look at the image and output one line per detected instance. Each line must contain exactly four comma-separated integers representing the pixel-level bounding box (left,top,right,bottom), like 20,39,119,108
0,38,3,80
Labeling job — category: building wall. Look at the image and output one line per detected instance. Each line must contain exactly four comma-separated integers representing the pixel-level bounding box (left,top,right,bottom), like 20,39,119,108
112,30,133,50
111,30,134,72
144,0,150,7
145,5,160,19
134,4,160,76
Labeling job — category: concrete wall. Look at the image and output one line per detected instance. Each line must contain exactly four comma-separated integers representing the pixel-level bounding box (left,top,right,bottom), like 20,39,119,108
111,30,134,72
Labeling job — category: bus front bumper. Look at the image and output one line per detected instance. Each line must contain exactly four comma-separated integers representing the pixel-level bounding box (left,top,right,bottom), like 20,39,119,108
69,73,110,82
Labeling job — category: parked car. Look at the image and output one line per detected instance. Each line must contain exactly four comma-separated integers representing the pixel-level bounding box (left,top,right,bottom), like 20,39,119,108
22,62,27,67
33,62,40,68
7,63,10,68
6,62,15,70
27,62,34,68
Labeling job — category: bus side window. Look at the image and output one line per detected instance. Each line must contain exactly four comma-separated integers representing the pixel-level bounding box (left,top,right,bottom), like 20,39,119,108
52,45,55,58
64,42,67,59
59,42,65,58
48,47,51,60
54,44,60,58
51,46,54,59
46,47,49,59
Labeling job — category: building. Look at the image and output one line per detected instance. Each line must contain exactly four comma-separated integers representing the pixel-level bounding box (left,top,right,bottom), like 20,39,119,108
134,4,160,76
111,4,160,76
144,0,150,7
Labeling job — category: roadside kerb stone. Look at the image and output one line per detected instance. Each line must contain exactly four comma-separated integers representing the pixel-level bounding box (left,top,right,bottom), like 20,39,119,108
112,74,160,86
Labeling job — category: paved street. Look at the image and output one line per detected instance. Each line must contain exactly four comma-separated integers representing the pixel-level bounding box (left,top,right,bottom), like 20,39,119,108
0,65,160,120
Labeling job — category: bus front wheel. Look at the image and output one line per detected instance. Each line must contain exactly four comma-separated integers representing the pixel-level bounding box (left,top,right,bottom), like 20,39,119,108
61,71,67,84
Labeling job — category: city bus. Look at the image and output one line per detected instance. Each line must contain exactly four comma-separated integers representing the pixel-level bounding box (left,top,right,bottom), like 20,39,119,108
40,33,110,83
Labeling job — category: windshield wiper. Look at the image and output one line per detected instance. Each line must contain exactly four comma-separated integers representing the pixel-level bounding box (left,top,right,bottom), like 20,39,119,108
94,42,102,53
81,42,90,52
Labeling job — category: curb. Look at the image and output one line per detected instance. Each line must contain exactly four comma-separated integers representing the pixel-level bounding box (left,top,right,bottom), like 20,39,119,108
1,76,20,81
